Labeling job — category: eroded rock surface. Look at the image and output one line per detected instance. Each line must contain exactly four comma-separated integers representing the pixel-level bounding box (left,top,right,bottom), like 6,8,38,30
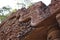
0,0,60,40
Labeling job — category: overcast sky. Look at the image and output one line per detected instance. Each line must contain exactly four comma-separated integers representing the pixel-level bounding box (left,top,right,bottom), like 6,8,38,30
0,0,51,9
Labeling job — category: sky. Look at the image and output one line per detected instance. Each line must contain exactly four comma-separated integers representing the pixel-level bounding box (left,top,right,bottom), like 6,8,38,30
0,0,51,15
0,0,51,9
0,0,51,23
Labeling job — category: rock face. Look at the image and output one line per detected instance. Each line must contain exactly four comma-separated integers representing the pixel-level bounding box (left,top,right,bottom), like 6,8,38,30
0,0,60,40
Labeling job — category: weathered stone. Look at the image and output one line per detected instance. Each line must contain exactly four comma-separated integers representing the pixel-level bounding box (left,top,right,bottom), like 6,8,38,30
0,0,60,40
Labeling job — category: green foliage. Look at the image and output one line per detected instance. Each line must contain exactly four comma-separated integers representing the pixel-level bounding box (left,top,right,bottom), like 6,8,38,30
16,0,33,8
0,15,7,22
0,9,4,15
12,9,17,12
0,0,33,23
2,6,11,13
0,6,12,23
17,3,26,8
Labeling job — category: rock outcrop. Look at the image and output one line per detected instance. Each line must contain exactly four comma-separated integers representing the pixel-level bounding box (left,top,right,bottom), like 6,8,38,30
0,0,60,40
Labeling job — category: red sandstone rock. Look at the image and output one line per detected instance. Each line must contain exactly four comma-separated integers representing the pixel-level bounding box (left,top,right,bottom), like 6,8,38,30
0,0,60,40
